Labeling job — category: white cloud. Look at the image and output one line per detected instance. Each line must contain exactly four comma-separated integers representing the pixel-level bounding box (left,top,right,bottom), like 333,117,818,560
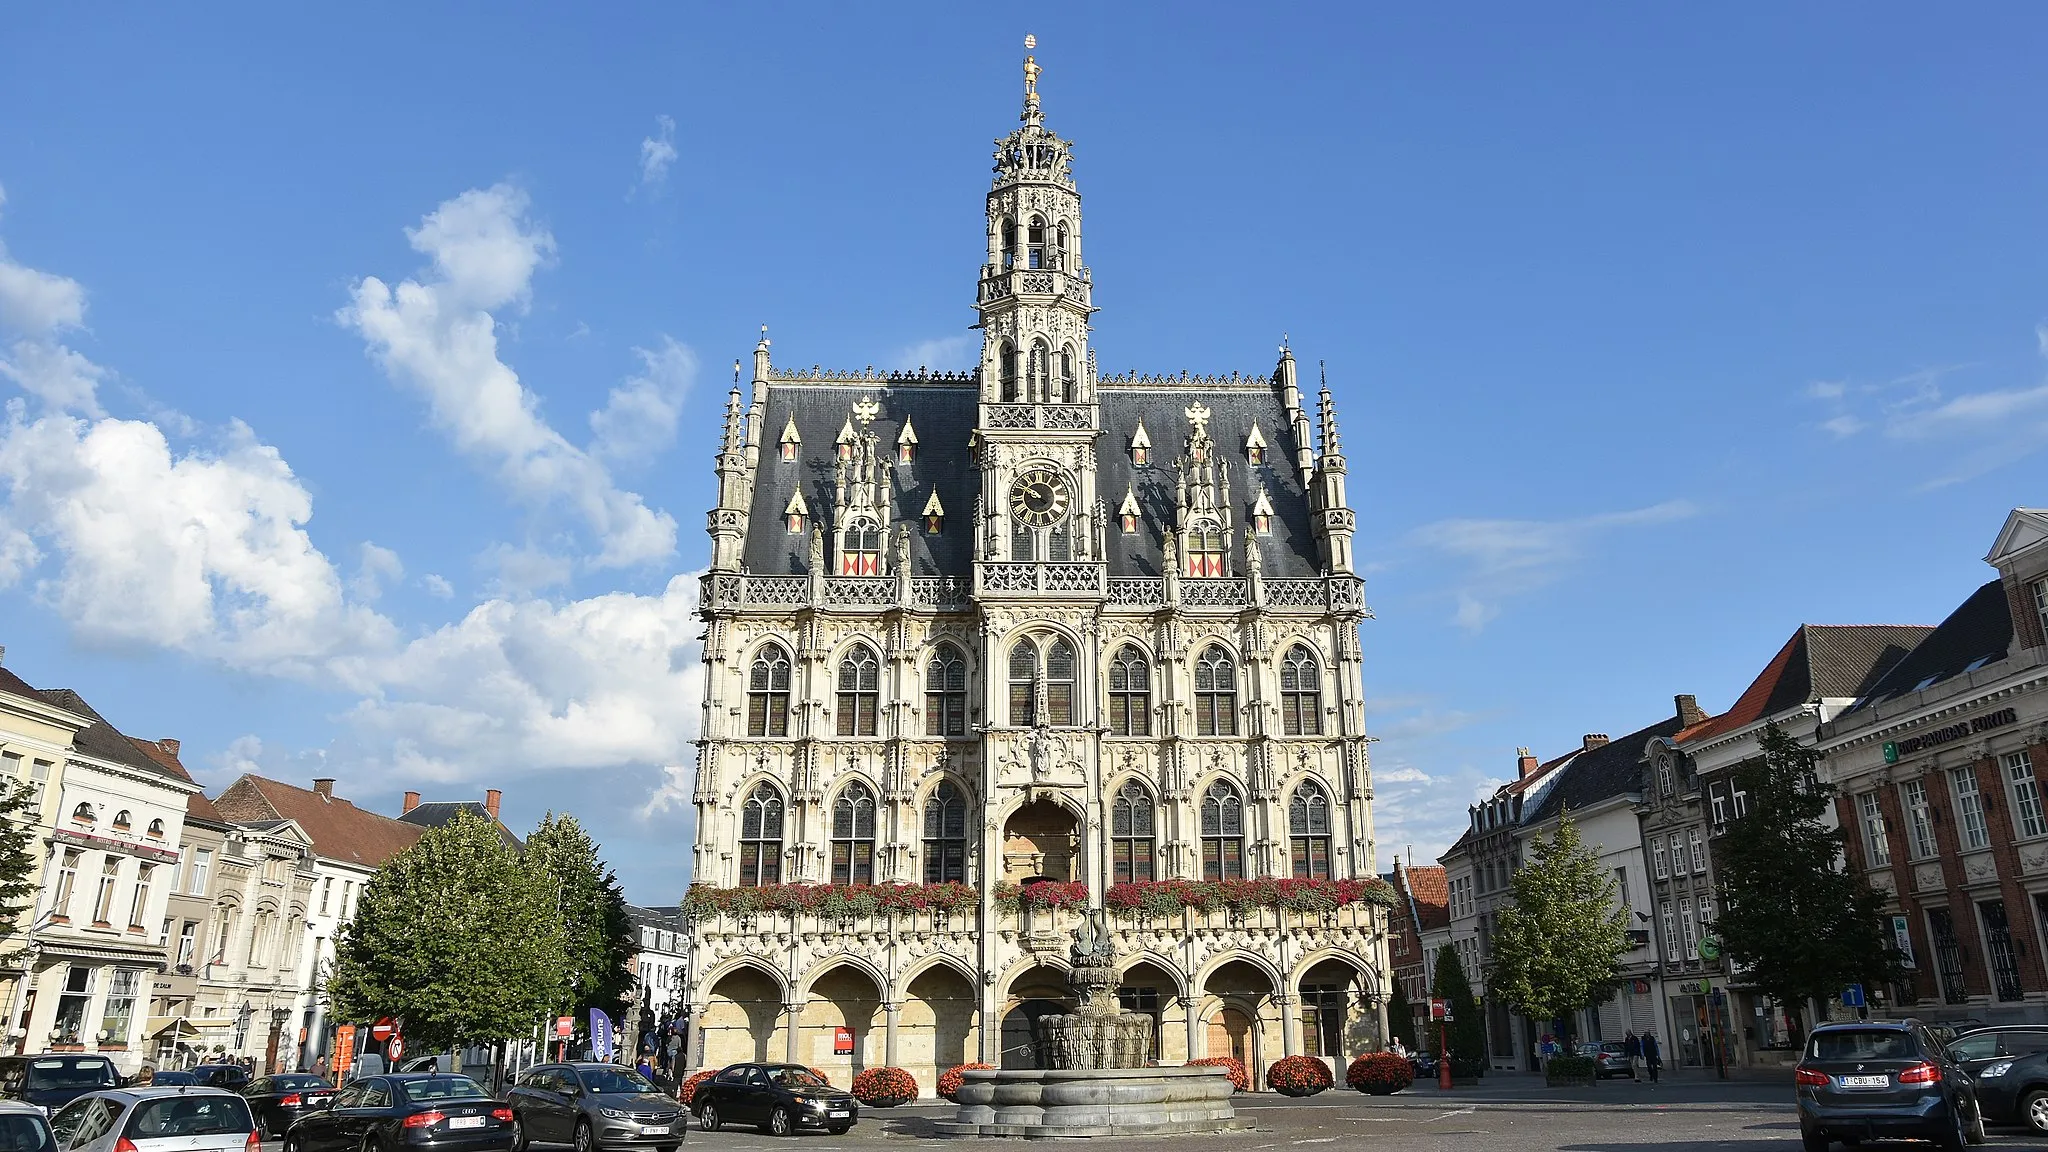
590,337,695,465
339,184,680,568
479,543,575,597
422,573,454,599
0,187,107,416
637,115,679,193
351,542,404,601
1410,499,1697,632
1802,344,2048,484
1820,414,1865,438
894,333,978,372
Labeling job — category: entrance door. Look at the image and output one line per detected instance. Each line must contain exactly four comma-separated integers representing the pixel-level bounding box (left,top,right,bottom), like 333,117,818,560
1207,1007,1253,1068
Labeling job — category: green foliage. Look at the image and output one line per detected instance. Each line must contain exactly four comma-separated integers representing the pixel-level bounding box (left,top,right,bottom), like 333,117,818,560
1386,980,1418,1050
1543,1054,1597,1085
0,780,42,950
1429,943,1486,1068
328,811,568,1051
1484,812,1632,1043
525,813,636,1018
1716,722,1900,1032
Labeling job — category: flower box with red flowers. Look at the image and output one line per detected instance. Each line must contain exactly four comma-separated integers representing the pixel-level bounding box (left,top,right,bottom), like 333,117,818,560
850,1066,918,1107
1346,1052,1413,1095
1266,1054,1334,1097
1187,1056,1248,1093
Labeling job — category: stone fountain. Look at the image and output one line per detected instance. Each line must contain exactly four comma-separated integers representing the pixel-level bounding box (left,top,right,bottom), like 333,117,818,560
937,910,1243,1138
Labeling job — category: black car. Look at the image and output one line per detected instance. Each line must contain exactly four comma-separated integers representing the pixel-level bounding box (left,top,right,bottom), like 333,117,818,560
148,1072,198,1087
191,1066,254,1093
505,1063,684,1152
689,1064,857,1138
1947,1025,2048,1134
0,1055,121,1112
282,1074,512,1152
1796,1019,1985,1151
242,1074,336,1139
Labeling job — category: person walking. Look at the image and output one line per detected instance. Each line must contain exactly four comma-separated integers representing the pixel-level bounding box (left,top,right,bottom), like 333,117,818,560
1643,1032,1662,1084
1623,1031,1642,1082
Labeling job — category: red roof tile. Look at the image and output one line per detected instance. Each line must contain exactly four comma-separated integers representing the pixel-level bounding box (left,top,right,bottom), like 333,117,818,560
212,775,421,867
1401,865,1450,931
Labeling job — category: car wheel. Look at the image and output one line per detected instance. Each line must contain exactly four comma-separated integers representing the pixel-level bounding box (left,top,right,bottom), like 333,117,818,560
768,1107,793,1138
1937,1098,1970,1152
575,1119,596,1152
2022,1089,2048,1137
510,1115,528,1152
283,1136,302,1152
699,1103,722,1133
1801,1124,1829,1152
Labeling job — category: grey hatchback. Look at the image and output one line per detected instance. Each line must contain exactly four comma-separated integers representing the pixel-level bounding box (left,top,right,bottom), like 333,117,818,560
505,1065,682,1152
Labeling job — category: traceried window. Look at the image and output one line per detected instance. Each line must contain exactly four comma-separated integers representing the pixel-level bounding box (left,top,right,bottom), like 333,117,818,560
1027,215,1048,269
1001,216,1018,268
1200,781,1246,881
1044,639,1075,726
1009,640,1038,726
1028,341,1050,401
922,781,967,884
835,646,881,737
831,782,877,885
1059,346,1077,402
1106,646,1151,736
1110,779,1155,883
1193,646,1238,736
999,340,1019,402
1007,637,1075,727
1289,780,1334,879
747,645,792,737
1188,524,1226,577
841,518,882,575
924,645,968,738
1280,644,1323,736
738,784,784,887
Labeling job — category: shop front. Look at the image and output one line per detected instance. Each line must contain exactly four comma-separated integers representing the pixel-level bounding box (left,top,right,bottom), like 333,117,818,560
1667,978,1739,1071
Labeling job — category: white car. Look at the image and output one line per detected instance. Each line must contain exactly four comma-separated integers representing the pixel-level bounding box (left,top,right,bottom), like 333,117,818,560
48,1088,256,1152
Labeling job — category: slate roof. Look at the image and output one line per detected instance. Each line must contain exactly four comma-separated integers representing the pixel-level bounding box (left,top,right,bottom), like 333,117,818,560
35,688,192,786
399,800,522,848
211,775,422,868
1849,581,2013,711
1526,717,1686,825
0,666,46,704
742,379,1324,579
1679,624,1932,742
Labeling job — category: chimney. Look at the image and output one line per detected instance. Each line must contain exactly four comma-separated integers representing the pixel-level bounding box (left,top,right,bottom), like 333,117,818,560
485,789,502,820
0,645,7,665
158,739,180,757
1675,693,1707,728
312,778,335,800
402,791,421,815
1582,734,1610,751
1516,746,1539,779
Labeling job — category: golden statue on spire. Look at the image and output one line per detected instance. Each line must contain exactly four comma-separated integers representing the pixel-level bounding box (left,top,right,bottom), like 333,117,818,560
1022,34,1041,117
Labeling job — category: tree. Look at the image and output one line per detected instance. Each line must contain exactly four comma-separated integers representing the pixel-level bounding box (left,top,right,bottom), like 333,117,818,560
1716,721,1899,1037
328,811,568,1052
1429,943,1486,1071
0,780,43,952
1484,812,1631,1045
524,813,636,1023
1386,981,1418,1050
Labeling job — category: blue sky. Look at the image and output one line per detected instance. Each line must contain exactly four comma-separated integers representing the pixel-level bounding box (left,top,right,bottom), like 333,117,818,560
3,4,2046,901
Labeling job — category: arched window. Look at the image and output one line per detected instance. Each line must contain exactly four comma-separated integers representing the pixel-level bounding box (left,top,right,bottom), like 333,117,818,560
1027,215,1047,269
1001,216,1018,268
836,646,881,737
71,803,92,824
1006,637,1074,727
831,782,877,885
1194,647,1238,736
1188,523,1226,577
739,784,784,886
747,645,793,737
1011,518,1036,562
1028,341,1049,402
925,645,969,738
1044,638,1076,726
1008,639,1039,727
1047,520,1071,562
923,780,967,884
112,810,131,831
1280,644,1323,736
1289,780,1334,880
1110,779,1155,883
841,518,882,575
1053,222,1070,270
1107,646,1151,737
1059,346,1077,402
145,819,164,839
999,340,1019,402
1200,782,1246,881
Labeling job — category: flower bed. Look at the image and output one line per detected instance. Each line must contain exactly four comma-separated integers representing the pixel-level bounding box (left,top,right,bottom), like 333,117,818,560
1266,1054,1333,1097
938,1062,994,1102
851,1066,918,1107
1544,1054,1597,1087
992,880,1089,913
1103,877,1396,917
1187,1056,1248,1092
681,881,979,919
1345,1053,1413,1095
677,1068,718,1106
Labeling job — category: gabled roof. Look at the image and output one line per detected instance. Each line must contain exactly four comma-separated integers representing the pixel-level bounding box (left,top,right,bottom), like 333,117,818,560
1401,865,1449,932
1850,581,2014,712
1527,716,1687,825
1986,508,2048,566
35,689,193,787
1678,624,1932,744
0,666,44,704
126,736,226,828
211,776,422,867
398,801,522,848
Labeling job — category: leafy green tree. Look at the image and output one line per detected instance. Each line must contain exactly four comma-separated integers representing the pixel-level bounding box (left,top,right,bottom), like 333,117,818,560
0,780,44,950
1430,943,1487,1072
1717,721,1899,1037
329,811,568,1051
524,813,636,1022
1484,812,1631,1045
1386,981,1418,1050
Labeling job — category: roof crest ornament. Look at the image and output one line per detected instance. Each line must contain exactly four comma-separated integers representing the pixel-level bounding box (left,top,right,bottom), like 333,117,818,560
1022,34,1042,124
853,395,881,428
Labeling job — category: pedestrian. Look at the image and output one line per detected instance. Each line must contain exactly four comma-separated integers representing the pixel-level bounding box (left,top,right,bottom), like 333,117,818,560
314,1055,328,1079
1643,1032,1662,1084
1623,1031,1642,1081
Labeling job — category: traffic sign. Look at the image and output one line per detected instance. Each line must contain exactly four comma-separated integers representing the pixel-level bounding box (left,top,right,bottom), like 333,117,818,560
556,1015,574,1038
1842,983,1866,1008
370,1017,397,1042
388,1035,405,1062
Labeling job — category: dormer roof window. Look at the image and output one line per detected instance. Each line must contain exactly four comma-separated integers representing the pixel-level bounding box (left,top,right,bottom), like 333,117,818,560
1130,422,1151,466
784,489,809,534
897,418,919,464
1245,422,1268,466
779,414,801,462
922,490,945,534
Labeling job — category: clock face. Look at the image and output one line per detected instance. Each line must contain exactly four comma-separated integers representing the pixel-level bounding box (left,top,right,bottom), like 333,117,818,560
1009,466,1072,528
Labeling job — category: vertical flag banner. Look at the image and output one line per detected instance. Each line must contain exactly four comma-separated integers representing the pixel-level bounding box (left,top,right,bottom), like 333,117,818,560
591,1009,615,1062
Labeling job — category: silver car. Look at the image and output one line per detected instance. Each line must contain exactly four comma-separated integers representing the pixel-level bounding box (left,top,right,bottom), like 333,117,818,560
0,1101,56,1152
49,1088,255,1152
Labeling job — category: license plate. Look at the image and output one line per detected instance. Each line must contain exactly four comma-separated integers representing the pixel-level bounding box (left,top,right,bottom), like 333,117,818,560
1841,1075,1890,1088
827,1111,849,1118
449,1116,488,1129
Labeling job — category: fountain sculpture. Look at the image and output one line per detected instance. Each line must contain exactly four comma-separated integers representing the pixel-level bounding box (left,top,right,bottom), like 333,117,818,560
937,910,1244,1138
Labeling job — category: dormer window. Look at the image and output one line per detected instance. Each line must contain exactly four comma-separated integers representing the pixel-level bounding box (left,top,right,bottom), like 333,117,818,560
1245,422,1268,467
842,518,882,575
1130,422,1151,466
835,418,855,461
1250,487,1275,535
1188,524,1226,577
922,490,945,535
778,414,800,463
784,490,808,535
897,418,918,464
1119,486,1140,534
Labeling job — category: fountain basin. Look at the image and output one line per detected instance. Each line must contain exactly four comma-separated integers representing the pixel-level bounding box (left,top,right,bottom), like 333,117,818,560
934,1066,1245,1138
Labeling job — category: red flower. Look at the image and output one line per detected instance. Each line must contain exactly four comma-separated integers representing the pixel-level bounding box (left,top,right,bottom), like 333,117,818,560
678,1069,719,1106
937,1062,994,1101
1187,1056,1248,1092
1345,1053,1413,1095
1266,1055,1334,1096
851,1066,919,1106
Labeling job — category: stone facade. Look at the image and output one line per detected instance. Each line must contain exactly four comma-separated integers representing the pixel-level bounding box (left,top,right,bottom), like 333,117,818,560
683,44,1388,1095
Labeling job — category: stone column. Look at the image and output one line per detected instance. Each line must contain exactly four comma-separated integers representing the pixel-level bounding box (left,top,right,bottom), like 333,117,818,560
784,1002,803,1063
1276,992,1299,1059
1179,996,1201,1061
883,1001,901,1069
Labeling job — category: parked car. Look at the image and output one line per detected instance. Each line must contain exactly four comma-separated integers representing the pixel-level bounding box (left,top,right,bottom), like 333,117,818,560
1946,1025,2048,1134
48,1087,255,1152
1577,1041,1632,1080
688,1063,856,1138
191,1067,253,1093
241,1075,336,1139
1795,1019,1984,1151
505,1063,684,1152
0,1056,121,1113
0,1099,57,1151
283,1074,511,1152
144,1073,197,1088
1407,1050,1439,1081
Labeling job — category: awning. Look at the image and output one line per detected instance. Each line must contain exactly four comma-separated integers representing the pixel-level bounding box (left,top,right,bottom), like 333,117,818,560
34,939,170,967
147,1018,202,1039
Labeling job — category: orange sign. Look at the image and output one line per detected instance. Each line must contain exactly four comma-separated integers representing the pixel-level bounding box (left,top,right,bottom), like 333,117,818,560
333,1025,357,1075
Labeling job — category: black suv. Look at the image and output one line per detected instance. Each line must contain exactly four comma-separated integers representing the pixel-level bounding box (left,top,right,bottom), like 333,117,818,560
0,1055,119,1112
1948,1025,2048,1134
1796,1019,1985,1151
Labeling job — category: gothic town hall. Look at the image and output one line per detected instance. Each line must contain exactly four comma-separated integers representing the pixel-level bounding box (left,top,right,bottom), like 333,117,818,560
682,42,1390,1093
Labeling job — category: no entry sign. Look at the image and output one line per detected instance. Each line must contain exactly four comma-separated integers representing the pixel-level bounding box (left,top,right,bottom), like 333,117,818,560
370,1017,397,1042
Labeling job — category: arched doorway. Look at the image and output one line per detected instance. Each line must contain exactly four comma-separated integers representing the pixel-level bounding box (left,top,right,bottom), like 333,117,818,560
804,965,883,1078
1298,958,1363,1060
901,966,979,1095
1117,960,1178,1064
1203,959,1275,1086
1000,966,1072,1070
1002,799,1078,883
702,967,785,1066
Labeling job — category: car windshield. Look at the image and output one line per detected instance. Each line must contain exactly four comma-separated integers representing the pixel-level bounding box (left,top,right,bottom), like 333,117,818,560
1810,1031,1916,1061
149,1074,196,1086
0,1115,54,1152
576,1068,654,1095
24,1060,116,1090
399,1077,488,1103
271,1076,330,1091
127,1096,254,1138
768,1068,830,1089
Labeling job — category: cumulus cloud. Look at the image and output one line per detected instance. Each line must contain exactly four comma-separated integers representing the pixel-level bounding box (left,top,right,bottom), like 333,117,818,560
0,186,106,416
590,337,695,465
637,115,678,193
421,573,454,599
351,542,404,601
339,184,680,568
1410,500,1697,632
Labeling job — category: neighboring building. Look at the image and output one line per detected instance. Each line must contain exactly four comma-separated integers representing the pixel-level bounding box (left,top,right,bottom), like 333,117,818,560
1387,860,1446,1040
627,905,687,1020
0,661,86,1056
149,787,230,1065
1667,623,1930,1068
684,44,1385,1095
1822,508,2048,1029
398,788,520,848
